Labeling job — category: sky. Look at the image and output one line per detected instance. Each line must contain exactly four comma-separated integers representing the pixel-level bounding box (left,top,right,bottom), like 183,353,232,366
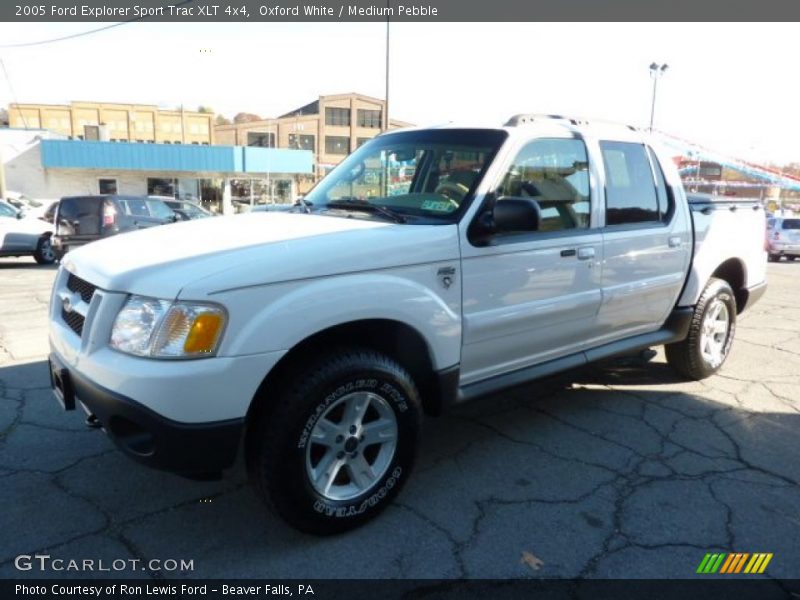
0,21,797,165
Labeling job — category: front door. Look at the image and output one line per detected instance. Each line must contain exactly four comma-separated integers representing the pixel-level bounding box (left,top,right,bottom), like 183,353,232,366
459,137,604,385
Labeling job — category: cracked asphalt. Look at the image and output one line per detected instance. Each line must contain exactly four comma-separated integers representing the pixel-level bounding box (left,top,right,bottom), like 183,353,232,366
1,257,799,581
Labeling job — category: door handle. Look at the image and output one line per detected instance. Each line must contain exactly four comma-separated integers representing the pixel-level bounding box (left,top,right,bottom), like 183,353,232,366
668,236,682,248
577,247,595,260
560,249,576,257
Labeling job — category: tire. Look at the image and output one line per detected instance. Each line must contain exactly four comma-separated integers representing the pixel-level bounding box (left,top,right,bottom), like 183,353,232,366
247,348,422,534
33,236,56,265
665,277,737,380
788,256,797,261
767,254,779,262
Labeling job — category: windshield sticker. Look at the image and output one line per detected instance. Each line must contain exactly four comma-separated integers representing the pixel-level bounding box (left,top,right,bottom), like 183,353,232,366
421,200,455,213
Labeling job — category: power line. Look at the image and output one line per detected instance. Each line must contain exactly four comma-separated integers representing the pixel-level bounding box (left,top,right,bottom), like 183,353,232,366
0,0,194,48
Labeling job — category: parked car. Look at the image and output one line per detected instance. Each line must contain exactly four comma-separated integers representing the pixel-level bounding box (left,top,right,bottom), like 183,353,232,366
53,195,176,259
0,200,56,264
161,199,214,220
766,216,800,261
48,116,767,534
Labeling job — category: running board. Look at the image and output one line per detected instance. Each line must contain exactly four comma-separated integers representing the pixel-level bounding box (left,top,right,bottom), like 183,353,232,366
456,307,693,404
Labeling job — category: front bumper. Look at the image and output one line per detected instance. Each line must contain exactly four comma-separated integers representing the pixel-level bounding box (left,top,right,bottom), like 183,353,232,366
50,353,243,476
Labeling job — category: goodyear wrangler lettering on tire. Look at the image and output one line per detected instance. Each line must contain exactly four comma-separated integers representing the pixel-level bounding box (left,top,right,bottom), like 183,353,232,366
312,466,403,517
248,348,421,534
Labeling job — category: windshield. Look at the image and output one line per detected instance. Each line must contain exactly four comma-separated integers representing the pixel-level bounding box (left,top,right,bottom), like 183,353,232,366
305,129,506,221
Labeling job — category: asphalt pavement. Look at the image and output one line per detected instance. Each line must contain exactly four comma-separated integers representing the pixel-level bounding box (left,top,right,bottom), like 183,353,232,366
1,257,799,581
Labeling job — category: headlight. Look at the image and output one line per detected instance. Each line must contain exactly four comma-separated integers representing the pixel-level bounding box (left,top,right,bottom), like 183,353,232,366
110,295,226,359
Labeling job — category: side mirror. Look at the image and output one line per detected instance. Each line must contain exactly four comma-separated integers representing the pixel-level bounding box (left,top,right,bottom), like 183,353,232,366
493,197,541,233
16,211,24,220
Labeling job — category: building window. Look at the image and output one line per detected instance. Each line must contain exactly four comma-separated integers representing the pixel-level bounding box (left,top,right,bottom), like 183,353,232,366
357,109,382,128
247,132,276,148
147,178,177,198
98,179,118,195
288,134,315,151
357,137,373,148
325,107,351,127
325,136,350,155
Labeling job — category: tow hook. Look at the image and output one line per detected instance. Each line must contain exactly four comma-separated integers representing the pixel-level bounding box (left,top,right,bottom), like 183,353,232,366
85,414,102,429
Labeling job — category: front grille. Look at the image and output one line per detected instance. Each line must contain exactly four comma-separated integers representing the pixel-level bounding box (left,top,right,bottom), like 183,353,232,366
67,273,97,304
62,308,85,337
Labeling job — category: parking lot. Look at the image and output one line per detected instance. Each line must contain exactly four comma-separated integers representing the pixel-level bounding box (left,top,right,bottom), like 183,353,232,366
1,257,799,580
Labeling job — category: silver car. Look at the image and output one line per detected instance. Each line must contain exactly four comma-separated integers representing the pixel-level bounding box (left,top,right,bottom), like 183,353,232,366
767,216,800,261
0,200,56,264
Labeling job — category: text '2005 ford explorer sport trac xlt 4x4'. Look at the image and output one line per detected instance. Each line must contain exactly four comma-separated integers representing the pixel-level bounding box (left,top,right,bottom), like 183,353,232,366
48,115,767,534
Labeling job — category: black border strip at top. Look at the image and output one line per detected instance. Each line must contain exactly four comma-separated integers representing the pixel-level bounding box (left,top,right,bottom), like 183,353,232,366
2,0,800,22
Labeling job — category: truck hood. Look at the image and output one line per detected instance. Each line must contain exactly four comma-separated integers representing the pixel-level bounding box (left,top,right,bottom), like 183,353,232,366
63,212,460,298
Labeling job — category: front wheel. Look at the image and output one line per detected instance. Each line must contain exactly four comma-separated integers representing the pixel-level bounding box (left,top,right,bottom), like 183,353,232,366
33,236,56,265
665,278,737,380
247,348,422,534
768,254,780,262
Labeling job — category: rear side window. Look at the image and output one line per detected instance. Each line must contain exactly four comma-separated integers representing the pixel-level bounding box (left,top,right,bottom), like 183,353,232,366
782,219,800,230
601,141,659,226
58,197,99,221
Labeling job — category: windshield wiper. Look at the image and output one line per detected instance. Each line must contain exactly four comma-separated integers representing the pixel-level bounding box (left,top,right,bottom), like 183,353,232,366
326,200,407,224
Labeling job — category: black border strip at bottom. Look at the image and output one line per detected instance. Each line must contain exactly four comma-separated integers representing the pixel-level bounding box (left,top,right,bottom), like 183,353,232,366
4,579,800,600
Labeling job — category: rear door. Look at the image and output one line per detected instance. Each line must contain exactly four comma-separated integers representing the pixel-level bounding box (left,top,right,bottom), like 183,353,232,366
55,197,102,244
590,141,692,345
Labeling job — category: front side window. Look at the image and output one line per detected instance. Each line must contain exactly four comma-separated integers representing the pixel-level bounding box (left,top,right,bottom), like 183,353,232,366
305,129,506,222
601,141,659,225
146,199,177,220
495,138,591,232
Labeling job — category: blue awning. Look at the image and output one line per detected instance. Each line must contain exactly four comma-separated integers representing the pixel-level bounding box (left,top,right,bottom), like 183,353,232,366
40,140,313,175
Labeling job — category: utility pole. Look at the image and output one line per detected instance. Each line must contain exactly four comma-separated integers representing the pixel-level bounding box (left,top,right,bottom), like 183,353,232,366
0,146,7,199
649,62,668,132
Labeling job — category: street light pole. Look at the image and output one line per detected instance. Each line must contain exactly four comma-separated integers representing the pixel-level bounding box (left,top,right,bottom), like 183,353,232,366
384,1,390,133
649,62,668,132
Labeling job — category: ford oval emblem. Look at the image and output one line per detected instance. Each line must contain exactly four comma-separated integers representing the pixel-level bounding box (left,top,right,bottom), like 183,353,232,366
62,295,73,314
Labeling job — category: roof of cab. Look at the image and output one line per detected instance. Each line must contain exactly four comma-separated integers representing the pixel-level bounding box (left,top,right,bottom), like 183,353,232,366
382,114,654,144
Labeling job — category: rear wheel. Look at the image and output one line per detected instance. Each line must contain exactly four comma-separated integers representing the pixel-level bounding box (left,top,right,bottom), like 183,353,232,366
33,236,56,265
666,278,737,380
247,348,422,534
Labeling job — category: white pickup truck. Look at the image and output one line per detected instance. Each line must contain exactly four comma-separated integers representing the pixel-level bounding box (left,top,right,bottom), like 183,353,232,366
48,116,767,534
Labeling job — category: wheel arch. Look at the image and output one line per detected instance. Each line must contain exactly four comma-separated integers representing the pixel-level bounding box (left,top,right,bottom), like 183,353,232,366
710,258,747,313
245,318,448,448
